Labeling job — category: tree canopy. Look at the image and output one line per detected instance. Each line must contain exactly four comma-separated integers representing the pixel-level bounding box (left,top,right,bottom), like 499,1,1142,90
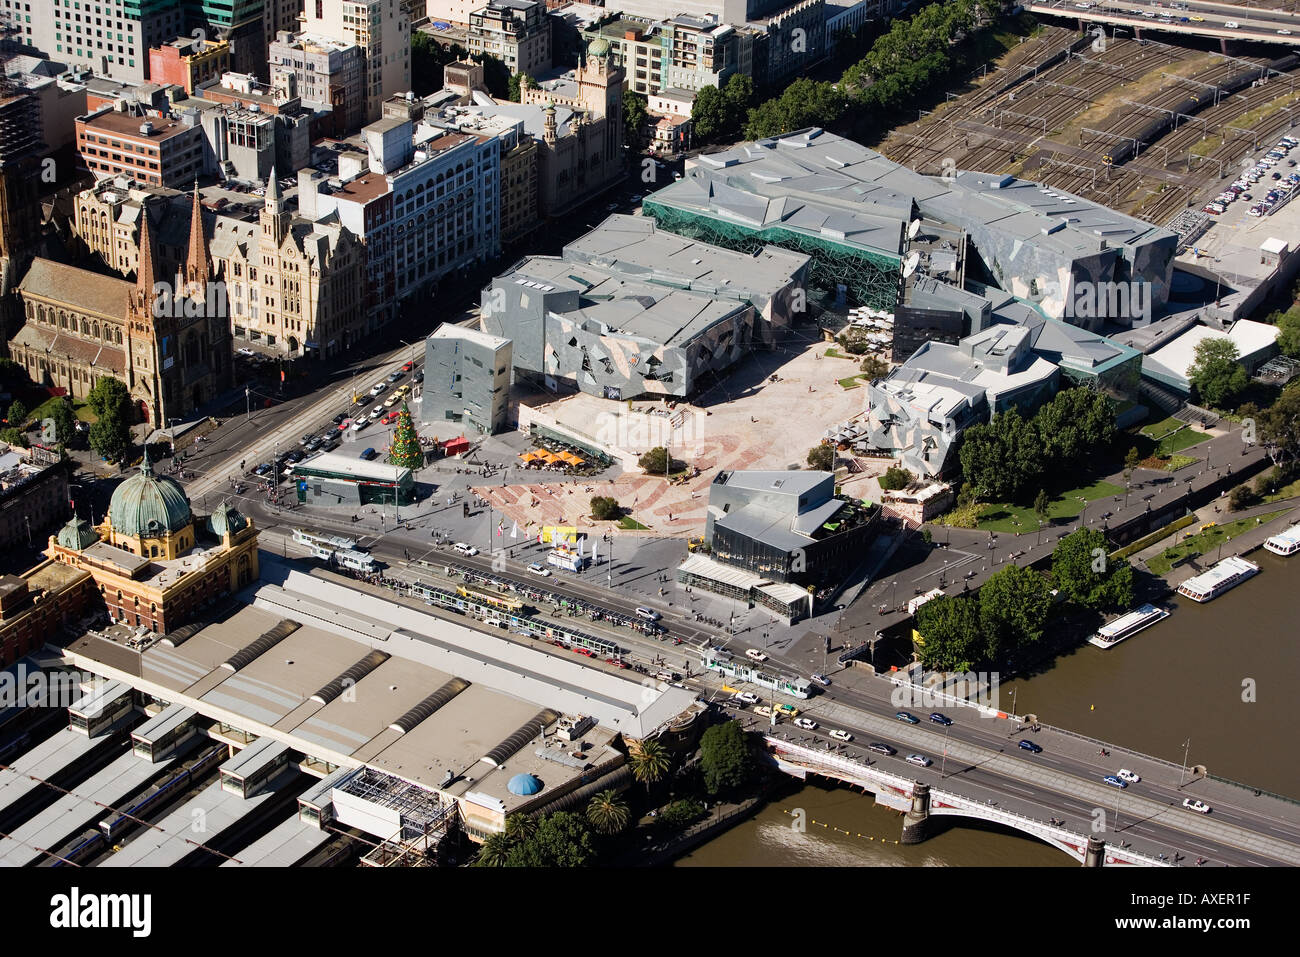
807,443,835,471
87,376,131,420
977,564,1052,662
502,811,597,867
915,593,982,671
1051,528,1134,611
959,388,1117,504
700,720,753,795
1188,337,1248,409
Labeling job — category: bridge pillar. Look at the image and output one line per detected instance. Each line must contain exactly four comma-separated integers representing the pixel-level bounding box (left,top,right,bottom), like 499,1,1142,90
901,783,931,844
1084,836,1106,867
1220,37,1228,55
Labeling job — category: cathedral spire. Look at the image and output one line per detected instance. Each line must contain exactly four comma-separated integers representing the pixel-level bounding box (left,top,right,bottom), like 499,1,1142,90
184,181,210,291
137,204,157,298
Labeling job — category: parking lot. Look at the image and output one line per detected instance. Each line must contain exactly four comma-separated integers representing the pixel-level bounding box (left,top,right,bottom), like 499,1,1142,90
1200,133,1300,220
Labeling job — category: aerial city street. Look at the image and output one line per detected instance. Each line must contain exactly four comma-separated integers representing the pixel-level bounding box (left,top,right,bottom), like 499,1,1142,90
0,0,1297,897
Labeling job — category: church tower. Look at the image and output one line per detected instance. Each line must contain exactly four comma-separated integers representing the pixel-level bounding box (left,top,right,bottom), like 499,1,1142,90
261,167,289,247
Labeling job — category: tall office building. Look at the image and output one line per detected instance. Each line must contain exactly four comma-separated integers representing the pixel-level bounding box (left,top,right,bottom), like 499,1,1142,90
300,0,412,122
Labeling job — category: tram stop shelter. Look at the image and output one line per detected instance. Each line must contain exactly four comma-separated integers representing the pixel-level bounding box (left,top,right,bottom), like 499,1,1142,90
291,452,416,507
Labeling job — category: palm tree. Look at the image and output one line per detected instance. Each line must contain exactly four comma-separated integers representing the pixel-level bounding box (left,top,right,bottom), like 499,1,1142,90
586,789,630,835
629,739,671,793
503,812,537,844
474,832,512,867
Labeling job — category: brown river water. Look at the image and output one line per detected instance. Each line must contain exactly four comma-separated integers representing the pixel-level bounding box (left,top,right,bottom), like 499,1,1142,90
678,548,1300,866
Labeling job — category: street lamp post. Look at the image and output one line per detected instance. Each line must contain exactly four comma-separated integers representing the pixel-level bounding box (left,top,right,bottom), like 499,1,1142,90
1179,738,1191,784
940,723,951,778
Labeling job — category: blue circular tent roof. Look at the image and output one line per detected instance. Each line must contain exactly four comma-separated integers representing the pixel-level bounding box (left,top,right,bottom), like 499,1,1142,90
507,773,542,796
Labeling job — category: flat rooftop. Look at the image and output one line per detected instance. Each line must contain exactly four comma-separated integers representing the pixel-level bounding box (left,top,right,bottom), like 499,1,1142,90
60,561,697,811
561,214,808,307
501,256,747,347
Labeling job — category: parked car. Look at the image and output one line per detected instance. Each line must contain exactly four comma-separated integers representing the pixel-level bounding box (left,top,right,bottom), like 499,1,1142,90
299,433,314,446
1103,775,1128,789
253,462,272,476
867,742,896,756
905,754,933,768
359,447,377,461
367,408,383,423
794,717,818,730
350,418,368,432
284,450,304,464
413,371,424,383
1182,798,1211,813
929,712,953,726
333,412,348,425
1019,740,1043,753
895,711,920,724
828,729,853,742
1116,769,1141,783
526,562,551,577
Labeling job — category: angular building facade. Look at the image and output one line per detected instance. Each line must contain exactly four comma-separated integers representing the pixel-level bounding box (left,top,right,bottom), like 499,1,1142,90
422,325,513,435
480,213,808,400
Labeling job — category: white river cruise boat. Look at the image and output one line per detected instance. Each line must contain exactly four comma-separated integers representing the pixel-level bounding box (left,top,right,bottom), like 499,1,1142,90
1264,524,1300,556
1089,604,1170,649
1176,556,1260,603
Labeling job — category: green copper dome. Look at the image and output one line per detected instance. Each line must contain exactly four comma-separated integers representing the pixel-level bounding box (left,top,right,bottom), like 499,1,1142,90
57,517,100,551
587,37,610,58
206,500,248,539
108,451,192,539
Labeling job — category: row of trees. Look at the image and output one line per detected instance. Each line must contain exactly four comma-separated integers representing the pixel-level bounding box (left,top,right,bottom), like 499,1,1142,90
916,527,1134,669
690,1,1001,146
959,387,1117,504
474,722,756,866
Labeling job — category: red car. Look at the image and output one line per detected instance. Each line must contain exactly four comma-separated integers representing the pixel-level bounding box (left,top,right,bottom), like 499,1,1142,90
402,361,414,372
574,647,593,657
337,419,351,431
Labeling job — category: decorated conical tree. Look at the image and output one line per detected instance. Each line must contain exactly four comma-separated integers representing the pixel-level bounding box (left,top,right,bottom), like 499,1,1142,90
388,402,424,471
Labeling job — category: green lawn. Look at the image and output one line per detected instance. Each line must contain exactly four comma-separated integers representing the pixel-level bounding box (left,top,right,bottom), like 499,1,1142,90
1146,509,1290,575
975,479,1125,533
74,403,98,424
1137,416,1210,457
1163,454,1198,471
823,348,858,360
619,516,649,530
837,375,865,389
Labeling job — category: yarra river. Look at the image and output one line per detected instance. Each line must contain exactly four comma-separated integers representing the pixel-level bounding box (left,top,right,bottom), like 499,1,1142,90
679,548,1300,866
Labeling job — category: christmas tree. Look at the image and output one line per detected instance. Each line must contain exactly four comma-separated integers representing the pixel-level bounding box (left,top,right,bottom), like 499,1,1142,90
388,403,424,471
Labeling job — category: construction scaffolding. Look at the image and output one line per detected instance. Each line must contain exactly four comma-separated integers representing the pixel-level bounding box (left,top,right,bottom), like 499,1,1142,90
337,767,461,866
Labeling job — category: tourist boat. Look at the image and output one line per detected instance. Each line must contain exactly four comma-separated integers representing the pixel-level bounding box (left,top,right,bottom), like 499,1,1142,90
1089,604,1170,649
1263,523,1300,556
1176,556,1260,603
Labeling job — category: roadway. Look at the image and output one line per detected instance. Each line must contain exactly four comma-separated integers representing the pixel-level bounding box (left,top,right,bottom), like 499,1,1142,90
731,670,1300,865
1029,0,1300,42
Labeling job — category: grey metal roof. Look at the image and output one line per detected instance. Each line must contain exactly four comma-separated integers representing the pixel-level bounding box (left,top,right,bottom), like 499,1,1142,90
713,469,827,497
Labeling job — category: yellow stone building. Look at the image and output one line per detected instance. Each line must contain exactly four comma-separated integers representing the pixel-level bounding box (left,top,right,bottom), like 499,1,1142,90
45,453,259,634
